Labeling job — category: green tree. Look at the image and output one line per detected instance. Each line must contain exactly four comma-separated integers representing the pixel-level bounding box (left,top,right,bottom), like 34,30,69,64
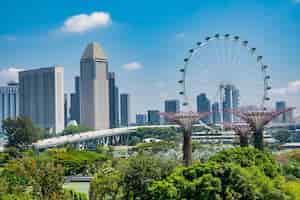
89,162,123,200
2,116,41,150
62,125,92,136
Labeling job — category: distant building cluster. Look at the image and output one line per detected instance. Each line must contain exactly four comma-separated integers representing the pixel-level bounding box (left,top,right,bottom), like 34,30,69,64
0,42,296,134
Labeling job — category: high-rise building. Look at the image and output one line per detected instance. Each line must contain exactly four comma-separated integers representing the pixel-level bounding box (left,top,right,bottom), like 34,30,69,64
276,101,287,122
147,110,160,125
19,66,64,133
70,76,80,124
165,99,180,113
221,84,239,123
120,93,130,127
212,102,221,124
80,42,110,130
109,72,119,128
64,94,68,127
0,82,19,132
115,87,119,127
136,114,147,125
197,93,211,124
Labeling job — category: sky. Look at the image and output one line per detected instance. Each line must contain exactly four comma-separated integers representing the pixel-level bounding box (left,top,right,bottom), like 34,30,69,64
0,0,300,121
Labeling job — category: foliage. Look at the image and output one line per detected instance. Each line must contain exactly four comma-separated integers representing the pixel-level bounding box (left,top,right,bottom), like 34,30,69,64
2,117,41,150
209,147,281,178
277,150,300,179
131,141,177,154
62,125,92,136
121,155,177,200
64,189,88,200
129,128,180,145
89,162,123,200
282,180,300,200
149,161,287,200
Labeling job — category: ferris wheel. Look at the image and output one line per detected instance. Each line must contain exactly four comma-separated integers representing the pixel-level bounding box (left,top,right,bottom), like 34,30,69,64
178,33,272,113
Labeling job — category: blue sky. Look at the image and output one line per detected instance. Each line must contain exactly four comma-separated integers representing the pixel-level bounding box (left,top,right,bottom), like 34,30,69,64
1,0,300,121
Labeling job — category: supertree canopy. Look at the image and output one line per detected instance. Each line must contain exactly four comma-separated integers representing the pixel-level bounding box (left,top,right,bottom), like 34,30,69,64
229,107,295,150
161,112,211,166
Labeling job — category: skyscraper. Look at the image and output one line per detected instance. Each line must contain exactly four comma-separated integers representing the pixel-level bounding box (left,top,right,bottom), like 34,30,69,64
109,72,119,128
147,110,160,125
64,93,68,127
276,101,287,122
80,42,110,130
0,82,19,132
165,99,180,113
136,114,147,125
70,76,80,124
221,84,239,123
19,66,64,133
120,93,130,127
212,102,221,124
197,93,211,124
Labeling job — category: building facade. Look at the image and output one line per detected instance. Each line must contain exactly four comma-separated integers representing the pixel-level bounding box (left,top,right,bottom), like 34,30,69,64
19,66,64,133
212,102,221,124
70,76,80,124
147,110,160,125
64,93,68,127
221,84,239,123
0,82,19,132
136,114,147,125
120,93,130,127
80,42,110,130
276,101,287,122
197,93,211,124
164,99,180,113
109,72,119,128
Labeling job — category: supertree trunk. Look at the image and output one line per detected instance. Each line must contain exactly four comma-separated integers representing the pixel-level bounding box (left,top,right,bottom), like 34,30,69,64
253,129,264,150
182,129,192,166
239,135,249,147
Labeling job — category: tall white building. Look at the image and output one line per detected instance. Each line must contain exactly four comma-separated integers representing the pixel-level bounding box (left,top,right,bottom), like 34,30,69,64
0,82,19,132
80,42,110,130
19,66,64,133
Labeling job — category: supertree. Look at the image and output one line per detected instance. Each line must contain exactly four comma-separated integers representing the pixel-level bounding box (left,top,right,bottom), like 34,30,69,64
223,123,251,147
161,112,211,166
229,107,295,150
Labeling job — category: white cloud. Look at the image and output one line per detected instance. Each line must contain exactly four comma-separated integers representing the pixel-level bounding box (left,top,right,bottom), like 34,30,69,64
121,62,143,71
61,11,111,33
0,67,24,86
272,80,300,95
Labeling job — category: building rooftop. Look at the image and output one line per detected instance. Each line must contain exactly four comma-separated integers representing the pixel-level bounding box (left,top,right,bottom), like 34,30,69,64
81,42,107,60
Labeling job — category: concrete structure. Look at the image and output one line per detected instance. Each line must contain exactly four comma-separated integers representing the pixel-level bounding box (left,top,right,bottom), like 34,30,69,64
70,76,80,124
136,114,147,125
19,66,64,133
212,102,221,124
197,93,211,124
164,99,180,113
147,110,160,125
109,72,119,128
120,93,130,127
221,84,239,123
0,82,19,132
80,42,110,130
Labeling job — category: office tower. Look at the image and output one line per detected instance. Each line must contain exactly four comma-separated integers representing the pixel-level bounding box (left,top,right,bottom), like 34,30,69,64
70,76,80,124
147,110,160,125
136,114,147,125
80,42,110,130
19,66,64,133
165,99,180,113
197,93,211,124
276,101,287,122
0,82,19,132
120,93,130,127
115,87,119,127
109,72,119,128
212,102,221,124
221,84,239,123
64,94,68,127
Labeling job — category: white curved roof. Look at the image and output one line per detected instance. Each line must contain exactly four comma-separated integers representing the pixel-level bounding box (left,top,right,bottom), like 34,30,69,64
81,42,107,60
